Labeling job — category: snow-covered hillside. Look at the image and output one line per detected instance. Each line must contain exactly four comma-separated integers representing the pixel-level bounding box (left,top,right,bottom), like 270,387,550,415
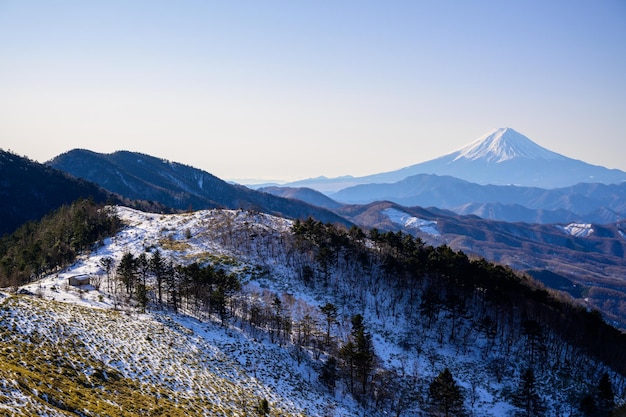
8,207,361,416
4,206,625,416
383,207,440,236
556,223,594,238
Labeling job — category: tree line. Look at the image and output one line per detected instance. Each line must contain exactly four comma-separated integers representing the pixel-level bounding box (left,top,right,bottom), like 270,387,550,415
0,199,122,288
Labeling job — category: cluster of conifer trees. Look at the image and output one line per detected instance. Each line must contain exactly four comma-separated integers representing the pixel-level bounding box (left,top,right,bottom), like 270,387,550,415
99,250,240,320
289,218,625,415
0,199,121,288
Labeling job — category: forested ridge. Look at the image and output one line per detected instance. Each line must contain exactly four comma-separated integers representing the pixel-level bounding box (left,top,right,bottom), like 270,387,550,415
1,205,626,415
0,149,113,236
0,199,122,288
291,219,626,365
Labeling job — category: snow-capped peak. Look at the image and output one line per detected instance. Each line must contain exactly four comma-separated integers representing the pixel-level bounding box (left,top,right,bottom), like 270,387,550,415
452,128,566,163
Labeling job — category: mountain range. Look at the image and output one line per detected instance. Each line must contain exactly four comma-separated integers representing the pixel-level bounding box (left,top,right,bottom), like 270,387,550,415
257,128,626,225
48,149,350,228
19,143,622,329
4,130,626,324
3,133,626,415
323,174,626,224
4,205,625,416
283,128,626,191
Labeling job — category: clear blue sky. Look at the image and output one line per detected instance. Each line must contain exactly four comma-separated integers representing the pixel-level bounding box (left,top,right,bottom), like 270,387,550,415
1,1,625,181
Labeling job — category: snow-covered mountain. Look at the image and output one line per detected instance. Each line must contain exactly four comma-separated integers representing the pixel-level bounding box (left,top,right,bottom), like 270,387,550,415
451,127,565,163
398,127,626,187
336,200,626,318
286,128,626,191
5,205,626,416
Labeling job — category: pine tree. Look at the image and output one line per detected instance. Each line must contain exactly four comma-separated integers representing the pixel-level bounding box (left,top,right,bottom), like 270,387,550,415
339,314,375,395
149,250,165,305
598,372,615,416
257,398,270,415
117,252,137,295
513,368,545,417
428,368,464,417
319,356,338,392
320,302,338,347
351,314,375,394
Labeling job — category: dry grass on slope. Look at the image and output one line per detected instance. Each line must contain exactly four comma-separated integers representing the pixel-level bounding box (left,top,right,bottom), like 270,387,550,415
0,295,304,417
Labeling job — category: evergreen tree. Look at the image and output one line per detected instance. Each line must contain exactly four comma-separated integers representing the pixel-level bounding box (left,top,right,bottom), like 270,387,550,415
597,372,615,416
271,295,283,344
351,314,375,394
513,368,545,417
428,368,464,417
136,253,149,284
320,302,338,347
339,340,357,394
583,372,616,417
257,398,270,415
340,314,375,395
150,250,166,305
117,252,137,295
319,356,338,392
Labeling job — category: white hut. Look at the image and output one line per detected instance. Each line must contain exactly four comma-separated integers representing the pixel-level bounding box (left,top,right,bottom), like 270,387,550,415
68,274,90,287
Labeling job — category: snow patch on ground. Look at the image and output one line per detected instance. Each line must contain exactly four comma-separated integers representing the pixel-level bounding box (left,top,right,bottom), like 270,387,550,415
556,223,594,237
383,208,440,236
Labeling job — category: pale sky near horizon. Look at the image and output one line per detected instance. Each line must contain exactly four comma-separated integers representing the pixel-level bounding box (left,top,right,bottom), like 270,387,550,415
1,1,625,182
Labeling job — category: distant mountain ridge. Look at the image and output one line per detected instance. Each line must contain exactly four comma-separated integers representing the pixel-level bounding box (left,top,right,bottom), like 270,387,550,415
285,128,626,191
330,173,626,224
257,186,343,210
0,150,113,236
48,149,351,227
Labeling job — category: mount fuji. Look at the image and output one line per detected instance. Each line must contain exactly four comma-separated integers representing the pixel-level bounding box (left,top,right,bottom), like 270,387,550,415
450,127,565,163
286,128,626,191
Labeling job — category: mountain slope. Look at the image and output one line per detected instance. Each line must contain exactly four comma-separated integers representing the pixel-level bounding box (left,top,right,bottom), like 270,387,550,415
0,150,113,236
48,149,350,227
286,128,626,191
0,295,317,416
8,205,626,416
337,201,626,326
